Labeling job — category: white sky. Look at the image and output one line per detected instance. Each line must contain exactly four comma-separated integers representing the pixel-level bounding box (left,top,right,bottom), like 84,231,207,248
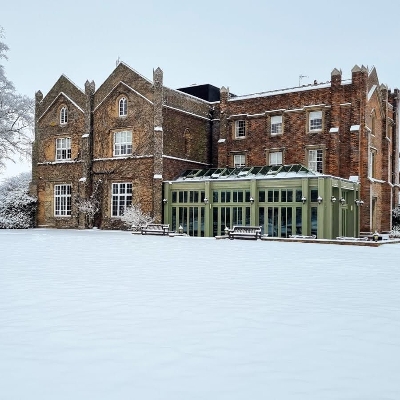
1,0,399,179
1,229,400,399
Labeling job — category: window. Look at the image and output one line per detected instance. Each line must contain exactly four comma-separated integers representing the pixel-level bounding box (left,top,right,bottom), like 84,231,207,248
234,154,246,167
113,131,132,156
60,106,68,125
309,111,322,131
269,151,282,166
235,120,246,138
308,149,323,173
271,115,283,135
369,149,376,178
56,138,71,160
112,183,132,217
119,97,127,117
54,184,71,216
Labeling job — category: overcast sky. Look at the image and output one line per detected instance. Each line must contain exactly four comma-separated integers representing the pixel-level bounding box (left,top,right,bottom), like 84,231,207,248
1,0,399,179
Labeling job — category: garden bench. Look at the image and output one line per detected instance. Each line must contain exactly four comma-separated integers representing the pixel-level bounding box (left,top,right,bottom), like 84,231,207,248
289,234,316,239
336,236,369,241
140,224,170,236
228,225,261,240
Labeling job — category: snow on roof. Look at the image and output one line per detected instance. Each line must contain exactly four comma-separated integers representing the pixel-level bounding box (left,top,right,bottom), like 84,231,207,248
61,74,85,93
37,91,85,122
117,61,153,85
172,165,324,182
230,83,326,102
350,125,360,132
229,80,353,102
93,81,153,112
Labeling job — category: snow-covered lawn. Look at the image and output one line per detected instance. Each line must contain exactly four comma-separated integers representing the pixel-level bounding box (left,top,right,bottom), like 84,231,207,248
1,229,399,400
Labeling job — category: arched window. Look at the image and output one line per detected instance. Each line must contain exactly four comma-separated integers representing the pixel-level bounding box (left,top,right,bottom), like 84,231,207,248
60,106,68,125
119,97,127,117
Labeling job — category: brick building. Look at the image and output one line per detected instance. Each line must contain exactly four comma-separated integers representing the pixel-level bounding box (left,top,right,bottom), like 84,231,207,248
30,63,399,235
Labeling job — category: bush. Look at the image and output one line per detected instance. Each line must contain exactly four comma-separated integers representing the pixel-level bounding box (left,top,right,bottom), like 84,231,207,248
0,172,36,228
120,204,153,231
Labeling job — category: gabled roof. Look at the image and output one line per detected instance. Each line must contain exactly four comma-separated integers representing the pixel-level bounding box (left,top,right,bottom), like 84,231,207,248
37,91,85,121
37,75,86,116
93,62,154,109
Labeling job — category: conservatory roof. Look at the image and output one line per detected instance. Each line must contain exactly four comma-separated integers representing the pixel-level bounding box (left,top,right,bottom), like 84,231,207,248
172,164,323,182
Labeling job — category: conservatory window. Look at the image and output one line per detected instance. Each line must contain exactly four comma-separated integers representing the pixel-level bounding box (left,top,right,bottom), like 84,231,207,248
111,182,132,217
54,184,71,216
56,138,71,160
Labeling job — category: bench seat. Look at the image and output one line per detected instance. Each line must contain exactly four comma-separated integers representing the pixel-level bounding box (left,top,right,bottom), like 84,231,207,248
141,224,170,235
228,226,261,240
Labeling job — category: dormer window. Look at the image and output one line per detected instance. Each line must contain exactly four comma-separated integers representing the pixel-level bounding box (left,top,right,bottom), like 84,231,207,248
60,106,68,125
119,97,127,117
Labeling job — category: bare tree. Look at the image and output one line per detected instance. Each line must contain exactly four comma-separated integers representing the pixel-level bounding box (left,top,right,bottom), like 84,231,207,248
0,27,34,171
121,204,153,231
75,179,102,228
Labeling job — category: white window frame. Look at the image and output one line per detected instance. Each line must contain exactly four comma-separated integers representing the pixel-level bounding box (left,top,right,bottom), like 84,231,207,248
271,115,283,135
113,131,132,156
308,149,323,173
309,111,322,131
369,149,376,178
269,151,283,166
111,182,132,217
234,154,246,168
54,184,72,216
60,106,68,125
235,120,246,138
56,138,71,160
119,97,127,117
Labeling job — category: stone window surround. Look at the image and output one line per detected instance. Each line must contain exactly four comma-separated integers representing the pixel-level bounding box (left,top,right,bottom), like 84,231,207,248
269,114,284,136
305,107,325,134
232,118,247,140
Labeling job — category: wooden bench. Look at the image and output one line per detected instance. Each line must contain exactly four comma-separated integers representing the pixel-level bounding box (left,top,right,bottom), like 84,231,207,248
228,225,261,240
141,224,170,236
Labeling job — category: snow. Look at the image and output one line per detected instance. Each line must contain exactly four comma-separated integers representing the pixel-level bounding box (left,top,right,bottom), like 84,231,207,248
1,229,400,400
368,84,377,101
350,125,360,132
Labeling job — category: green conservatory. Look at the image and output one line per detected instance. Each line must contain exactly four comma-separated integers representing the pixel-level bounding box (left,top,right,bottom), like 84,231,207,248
163,165,361,239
